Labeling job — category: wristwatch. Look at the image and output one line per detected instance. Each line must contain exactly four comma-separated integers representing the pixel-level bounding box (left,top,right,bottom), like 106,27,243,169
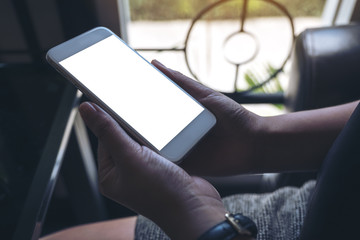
198,213,258,240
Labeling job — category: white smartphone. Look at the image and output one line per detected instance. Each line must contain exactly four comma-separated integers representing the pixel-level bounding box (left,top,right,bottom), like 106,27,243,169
46,27,216,163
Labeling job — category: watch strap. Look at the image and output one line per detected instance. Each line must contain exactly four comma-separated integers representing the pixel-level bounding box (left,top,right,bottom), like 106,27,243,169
198,213,257,240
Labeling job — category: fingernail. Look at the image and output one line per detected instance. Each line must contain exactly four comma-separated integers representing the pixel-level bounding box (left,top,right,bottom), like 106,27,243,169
152,59,165,68
79,102,97,115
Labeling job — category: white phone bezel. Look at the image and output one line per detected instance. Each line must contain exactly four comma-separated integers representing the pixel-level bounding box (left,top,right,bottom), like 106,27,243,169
46,27,216,162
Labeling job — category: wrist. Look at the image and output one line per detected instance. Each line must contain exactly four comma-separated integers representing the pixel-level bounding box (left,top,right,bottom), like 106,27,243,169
159,198,227,240
181,205,227,240
154,177,227,240
241,112,267,174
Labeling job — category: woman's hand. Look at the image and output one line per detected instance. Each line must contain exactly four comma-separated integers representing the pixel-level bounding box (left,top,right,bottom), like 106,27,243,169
151,60,263,176
79,102,227,240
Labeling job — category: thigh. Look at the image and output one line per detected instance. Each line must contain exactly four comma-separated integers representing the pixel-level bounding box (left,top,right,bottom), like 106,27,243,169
41,216,137,240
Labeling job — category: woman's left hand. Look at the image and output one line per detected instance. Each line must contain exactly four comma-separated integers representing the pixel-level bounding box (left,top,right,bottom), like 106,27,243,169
79,102,226,240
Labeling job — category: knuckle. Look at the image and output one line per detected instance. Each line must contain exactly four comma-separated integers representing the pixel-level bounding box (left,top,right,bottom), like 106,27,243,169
98,179,125,204
173,69,186,79
95,115,116,140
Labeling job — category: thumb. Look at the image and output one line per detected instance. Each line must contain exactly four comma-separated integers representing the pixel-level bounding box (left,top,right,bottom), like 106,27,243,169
78,102,142,160
151,59,216,101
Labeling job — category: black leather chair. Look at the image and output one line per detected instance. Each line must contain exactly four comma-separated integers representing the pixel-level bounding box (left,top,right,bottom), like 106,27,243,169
287,24,360,111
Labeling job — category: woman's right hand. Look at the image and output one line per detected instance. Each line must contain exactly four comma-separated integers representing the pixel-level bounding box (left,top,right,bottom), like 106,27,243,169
152,60,263,176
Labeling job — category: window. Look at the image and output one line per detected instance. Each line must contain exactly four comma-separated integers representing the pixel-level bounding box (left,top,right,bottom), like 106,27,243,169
125,0,330,115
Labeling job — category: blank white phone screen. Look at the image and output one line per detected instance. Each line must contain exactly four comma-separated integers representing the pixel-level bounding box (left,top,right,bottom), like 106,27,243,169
60,35,204,151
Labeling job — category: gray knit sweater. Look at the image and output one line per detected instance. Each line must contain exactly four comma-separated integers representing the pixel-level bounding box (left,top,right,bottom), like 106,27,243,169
135,181,316,240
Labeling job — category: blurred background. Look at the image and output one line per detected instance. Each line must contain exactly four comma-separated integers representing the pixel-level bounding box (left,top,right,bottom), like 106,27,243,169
127,0,326,115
